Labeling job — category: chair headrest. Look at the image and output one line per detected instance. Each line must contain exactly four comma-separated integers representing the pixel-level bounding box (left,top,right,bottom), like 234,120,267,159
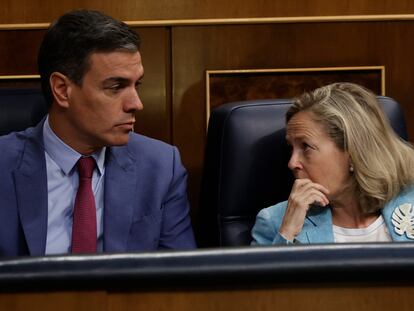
0,88,47,136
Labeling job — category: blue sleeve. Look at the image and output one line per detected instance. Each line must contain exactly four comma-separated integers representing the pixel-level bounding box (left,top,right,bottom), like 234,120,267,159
251,202,294,245
158,147,197,249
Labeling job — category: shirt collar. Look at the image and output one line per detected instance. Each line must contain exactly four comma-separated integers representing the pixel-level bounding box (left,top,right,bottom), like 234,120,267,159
43,116,106,175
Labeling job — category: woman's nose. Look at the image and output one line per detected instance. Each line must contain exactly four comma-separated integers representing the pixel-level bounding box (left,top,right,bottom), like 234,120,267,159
288,151,302,171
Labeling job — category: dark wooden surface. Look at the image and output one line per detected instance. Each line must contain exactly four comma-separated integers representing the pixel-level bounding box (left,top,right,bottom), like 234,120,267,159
0,30,44,74
208,69,383,110
0,285,412,311
0,292,106,311
2,0,414,22
107,286,414,311
133,27,171,142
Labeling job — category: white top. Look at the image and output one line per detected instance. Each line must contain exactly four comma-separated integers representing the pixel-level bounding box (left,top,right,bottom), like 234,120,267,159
333,215,392,243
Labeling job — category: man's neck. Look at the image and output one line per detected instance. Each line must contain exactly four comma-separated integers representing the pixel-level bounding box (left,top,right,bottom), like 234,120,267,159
48,110,99,155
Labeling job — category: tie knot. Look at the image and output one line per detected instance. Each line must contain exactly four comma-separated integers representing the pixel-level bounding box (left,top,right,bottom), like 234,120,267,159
77,157,95,179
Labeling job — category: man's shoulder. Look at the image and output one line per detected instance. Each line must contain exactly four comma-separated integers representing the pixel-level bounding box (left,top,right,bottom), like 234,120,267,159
126,133,176,157
0,128,35,166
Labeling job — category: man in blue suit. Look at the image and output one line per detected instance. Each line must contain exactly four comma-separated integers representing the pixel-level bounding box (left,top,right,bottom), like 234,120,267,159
0,9,196,256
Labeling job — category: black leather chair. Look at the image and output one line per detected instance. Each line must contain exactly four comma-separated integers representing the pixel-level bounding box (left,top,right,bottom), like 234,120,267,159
0,88,48,136
200,96,408,247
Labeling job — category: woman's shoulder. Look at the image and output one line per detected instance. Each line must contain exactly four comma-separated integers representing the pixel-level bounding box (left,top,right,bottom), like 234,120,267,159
257,200,288,220
383,184,414,217
394,185,414,201
251,200,290,245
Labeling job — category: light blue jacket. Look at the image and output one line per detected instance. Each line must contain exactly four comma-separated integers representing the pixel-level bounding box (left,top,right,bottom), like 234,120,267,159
251,186,414,245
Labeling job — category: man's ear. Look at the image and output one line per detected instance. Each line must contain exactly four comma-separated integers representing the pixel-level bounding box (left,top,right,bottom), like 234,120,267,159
49,72,72,108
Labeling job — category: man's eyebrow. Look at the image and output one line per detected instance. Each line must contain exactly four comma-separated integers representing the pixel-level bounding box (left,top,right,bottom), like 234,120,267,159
102,75,144,86
102,77,129,86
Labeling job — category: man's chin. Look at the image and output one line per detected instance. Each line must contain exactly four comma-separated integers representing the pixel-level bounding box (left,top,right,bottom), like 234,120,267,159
106,133,131,147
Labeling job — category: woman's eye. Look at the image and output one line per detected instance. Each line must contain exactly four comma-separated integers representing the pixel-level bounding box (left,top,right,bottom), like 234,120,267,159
302,142,311,151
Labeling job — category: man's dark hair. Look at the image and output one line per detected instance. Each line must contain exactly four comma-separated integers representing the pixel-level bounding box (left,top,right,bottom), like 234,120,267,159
38,9,140,108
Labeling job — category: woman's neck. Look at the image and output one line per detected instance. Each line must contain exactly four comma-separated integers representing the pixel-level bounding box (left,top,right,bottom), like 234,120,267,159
330,191,379,229
331,206,379,228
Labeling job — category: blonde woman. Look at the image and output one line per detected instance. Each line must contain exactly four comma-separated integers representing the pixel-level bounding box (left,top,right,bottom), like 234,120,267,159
251,82,414,244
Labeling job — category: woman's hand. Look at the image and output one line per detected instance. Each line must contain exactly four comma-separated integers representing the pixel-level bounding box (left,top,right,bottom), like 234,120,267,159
279,179,330,241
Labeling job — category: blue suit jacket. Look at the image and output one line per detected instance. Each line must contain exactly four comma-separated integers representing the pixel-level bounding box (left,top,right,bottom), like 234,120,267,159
0,120,196,256
252,186,414,245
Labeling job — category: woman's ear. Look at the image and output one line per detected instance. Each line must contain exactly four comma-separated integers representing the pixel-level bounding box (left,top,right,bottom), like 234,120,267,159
49,72,71,108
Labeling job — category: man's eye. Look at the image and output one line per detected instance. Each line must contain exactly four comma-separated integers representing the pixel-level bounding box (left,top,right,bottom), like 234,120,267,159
135,81,142,91
110,84,122,90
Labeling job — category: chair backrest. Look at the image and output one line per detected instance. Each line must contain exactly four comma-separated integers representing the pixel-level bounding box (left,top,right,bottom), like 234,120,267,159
200,96,408,247
0,88,48,136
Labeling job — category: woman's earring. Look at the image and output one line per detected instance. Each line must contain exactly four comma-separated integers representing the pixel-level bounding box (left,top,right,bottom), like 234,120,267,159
350,165,354,173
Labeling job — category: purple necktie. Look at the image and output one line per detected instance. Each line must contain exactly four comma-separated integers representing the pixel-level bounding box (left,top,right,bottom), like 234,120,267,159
71,157,97,253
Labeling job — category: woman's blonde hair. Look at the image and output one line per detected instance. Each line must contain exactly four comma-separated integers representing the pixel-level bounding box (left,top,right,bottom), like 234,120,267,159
286,82,414,213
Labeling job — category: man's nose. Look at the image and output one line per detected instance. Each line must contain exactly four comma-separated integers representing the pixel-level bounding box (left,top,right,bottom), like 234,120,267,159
125,90,144,112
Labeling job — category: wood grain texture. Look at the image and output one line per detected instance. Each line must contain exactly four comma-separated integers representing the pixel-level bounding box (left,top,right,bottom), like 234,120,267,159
108,285,414,311
208,69,383,110
133,27,171,142
0,292,106,311
0,30,44,75
0,284,412,310
2,0,414,24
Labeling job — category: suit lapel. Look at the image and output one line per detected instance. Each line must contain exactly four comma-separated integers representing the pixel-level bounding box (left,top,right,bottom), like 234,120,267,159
13,122,48,256
103,143,138,252
295,207,334,244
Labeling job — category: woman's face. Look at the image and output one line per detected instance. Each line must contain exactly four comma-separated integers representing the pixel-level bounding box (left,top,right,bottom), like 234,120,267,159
286,110,353,201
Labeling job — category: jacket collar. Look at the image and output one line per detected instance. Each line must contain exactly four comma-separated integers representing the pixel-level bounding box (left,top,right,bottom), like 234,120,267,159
295,206,334,243
103,135,140,252
13,119,48,256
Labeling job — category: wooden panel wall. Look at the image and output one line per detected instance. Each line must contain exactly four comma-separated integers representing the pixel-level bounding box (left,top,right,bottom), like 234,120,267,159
2,0,414,22
0,30,43,74
134,28,171,142
2,2,414,246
